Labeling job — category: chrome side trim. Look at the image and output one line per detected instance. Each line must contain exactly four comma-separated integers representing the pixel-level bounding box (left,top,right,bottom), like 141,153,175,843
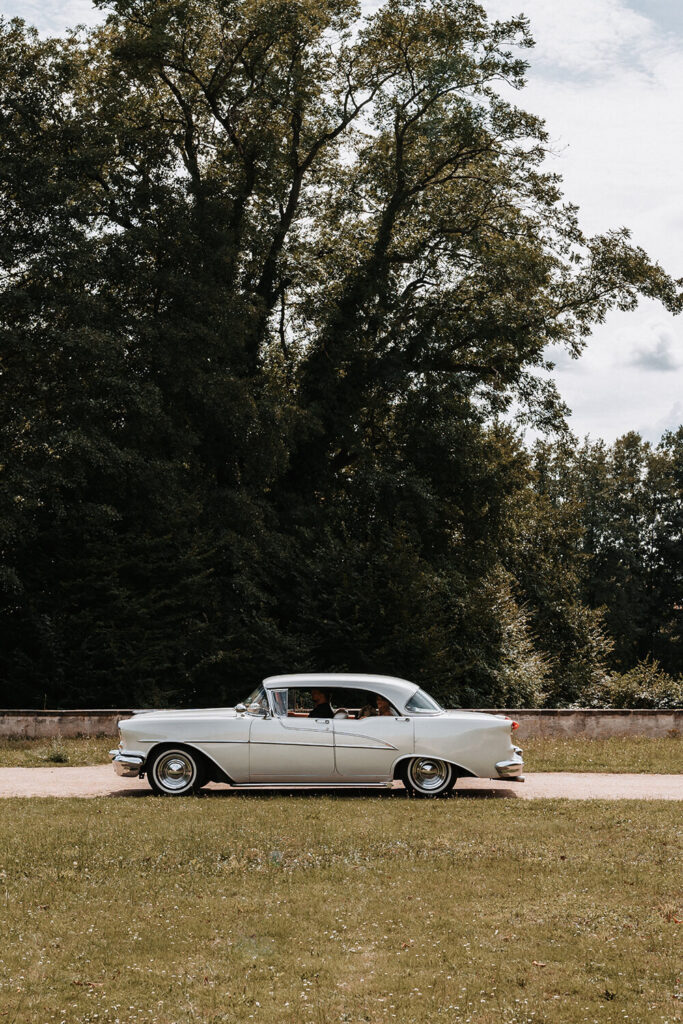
138,738,249,744
249,739,332,749
232,782,395,789
333,741,399,751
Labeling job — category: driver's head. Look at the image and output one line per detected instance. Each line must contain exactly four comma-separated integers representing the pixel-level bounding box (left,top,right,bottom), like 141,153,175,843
311,688,328,706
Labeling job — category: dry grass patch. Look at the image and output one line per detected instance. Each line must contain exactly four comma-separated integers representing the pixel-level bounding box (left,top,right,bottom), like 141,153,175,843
0,798,680,1024
0,736,113,767
523,734,681,774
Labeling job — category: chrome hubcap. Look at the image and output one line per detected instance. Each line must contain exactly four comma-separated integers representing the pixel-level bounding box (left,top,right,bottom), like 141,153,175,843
156,752,195,791
411,758,449,791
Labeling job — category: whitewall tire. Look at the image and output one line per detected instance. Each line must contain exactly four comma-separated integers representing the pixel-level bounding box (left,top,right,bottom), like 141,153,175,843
403,757,455,797
149,747,206,796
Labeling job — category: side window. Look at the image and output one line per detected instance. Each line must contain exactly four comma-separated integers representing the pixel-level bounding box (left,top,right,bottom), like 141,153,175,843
354,691,398,719
271,689,288,717
354,692,379,719
292,689,313,713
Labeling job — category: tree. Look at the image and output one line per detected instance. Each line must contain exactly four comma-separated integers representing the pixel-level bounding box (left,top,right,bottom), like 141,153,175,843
649,429,683,672
505,438,614,705
517,429,683,695
577,430,683,675
0,1,680,707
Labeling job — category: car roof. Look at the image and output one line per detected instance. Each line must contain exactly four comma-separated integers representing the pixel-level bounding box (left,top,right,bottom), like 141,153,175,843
262,673,421,710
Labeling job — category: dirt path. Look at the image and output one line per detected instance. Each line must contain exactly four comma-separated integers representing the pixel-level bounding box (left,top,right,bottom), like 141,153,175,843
0,765,681,799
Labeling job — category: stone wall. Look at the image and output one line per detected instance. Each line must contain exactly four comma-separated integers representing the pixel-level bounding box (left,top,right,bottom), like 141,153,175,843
0,710,134,739
0,707,680,739
478,708,681,739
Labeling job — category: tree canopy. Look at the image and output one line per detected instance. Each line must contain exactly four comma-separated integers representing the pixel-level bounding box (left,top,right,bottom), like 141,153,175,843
0,0,681,708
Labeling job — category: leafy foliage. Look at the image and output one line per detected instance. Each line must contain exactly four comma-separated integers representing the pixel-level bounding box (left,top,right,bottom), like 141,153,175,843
585,659,683,711
519,430,683,704
0,1,681,708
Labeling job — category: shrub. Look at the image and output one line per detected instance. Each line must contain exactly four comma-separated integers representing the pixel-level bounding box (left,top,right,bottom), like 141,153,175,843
584,658,683,710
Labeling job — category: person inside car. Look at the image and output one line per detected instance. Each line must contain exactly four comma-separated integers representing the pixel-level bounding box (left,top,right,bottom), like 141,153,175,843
357,696,377,719
377,695,398,717
308,688,334,718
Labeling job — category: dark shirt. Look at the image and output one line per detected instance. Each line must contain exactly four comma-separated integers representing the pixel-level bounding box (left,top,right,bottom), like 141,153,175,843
309,702,334,718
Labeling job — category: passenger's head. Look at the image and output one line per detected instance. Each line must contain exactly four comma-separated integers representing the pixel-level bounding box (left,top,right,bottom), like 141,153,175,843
377,696,392,715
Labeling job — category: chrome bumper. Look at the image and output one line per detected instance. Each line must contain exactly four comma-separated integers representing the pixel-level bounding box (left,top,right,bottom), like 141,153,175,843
495,747,524,781
110,750,146,778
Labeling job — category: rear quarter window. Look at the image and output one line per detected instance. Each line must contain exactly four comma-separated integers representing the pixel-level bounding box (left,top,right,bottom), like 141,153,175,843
405,689,442,713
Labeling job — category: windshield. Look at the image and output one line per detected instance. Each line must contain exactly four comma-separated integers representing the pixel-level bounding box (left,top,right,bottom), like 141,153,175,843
241,685,269,714
405,688,442,714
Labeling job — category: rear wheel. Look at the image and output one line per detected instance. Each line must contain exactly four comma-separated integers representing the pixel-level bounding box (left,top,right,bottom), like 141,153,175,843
148,747,206,796
403,757,455,798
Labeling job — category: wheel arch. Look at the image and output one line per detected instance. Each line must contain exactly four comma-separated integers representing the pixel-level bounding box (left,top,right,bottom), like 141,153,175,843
392,753,476,781
145,742,235,786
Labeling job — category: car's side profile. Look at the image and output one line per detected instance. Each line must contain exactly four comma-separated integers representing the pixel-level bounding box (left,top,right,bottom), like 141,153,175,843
110,673,524,797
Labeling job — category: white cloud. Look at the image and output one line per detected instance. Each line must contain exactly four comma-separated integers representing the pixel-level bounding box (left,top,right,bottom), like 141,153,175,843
519,62,683,266
641,400,683,443
540,304,683,441
486,0,656,77
0,0,100,34
483,0,683,440
629,331,682,372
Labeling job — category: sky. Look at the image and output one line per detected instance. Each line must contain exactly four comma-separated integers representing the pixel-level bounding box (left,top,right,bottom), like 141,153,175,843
1,0,682,444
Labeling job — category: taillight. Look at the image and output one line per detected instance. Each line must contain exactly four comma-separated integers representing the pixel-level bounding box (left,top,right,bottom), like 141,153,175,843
510,720,519,731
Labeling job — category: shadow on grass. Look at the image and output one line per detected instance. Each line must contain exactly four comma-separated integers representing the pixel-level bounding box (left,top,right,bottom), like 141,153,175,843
110,782,520,800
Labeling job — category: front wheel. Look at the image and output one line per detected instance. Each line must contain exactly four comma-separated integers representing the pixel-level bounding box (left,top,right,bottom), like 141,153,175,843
403,757,455,798
148,747,206,796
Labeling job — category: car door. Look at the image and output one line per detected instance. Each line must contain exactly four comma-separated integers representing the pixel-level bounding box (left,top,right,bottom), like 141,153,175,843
248,689,335,782
333,714,413,781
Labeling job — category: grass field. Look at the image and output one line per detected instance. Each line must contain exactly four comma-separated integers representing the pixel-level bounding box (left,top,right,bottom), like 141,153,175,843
523,735,681,774
0,798,680,1024
0,736,114,768
1,734,680,772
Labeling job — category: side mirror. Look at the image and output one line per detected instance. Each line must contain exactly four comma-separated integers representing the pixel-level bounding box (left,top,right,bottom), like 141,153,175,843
235,703,247,713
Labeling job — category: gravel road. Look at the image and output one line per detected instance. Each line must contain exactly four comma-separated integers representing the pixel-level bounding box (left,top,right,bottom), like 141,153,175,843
0,765,681,799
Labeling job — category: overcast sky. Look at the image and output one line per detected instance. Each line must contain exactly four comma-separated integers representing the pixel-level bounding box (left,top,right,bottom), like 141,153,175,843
2,0,682,444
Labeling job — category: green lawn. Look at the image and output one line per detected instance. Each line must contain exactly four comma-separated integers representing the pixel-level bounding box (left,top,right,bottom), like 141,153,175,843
1,734,680,772
0,798,680,1024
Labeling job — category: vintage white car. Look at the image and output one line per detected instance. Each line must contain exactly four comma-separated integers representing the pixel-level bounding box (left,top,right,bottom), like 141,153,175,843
110,673,524,797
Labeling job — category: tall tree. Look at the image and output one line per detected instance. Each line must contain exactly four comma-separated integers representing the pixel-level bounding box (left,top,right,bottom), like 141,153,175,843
648,428,683,671
577,431,683,674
